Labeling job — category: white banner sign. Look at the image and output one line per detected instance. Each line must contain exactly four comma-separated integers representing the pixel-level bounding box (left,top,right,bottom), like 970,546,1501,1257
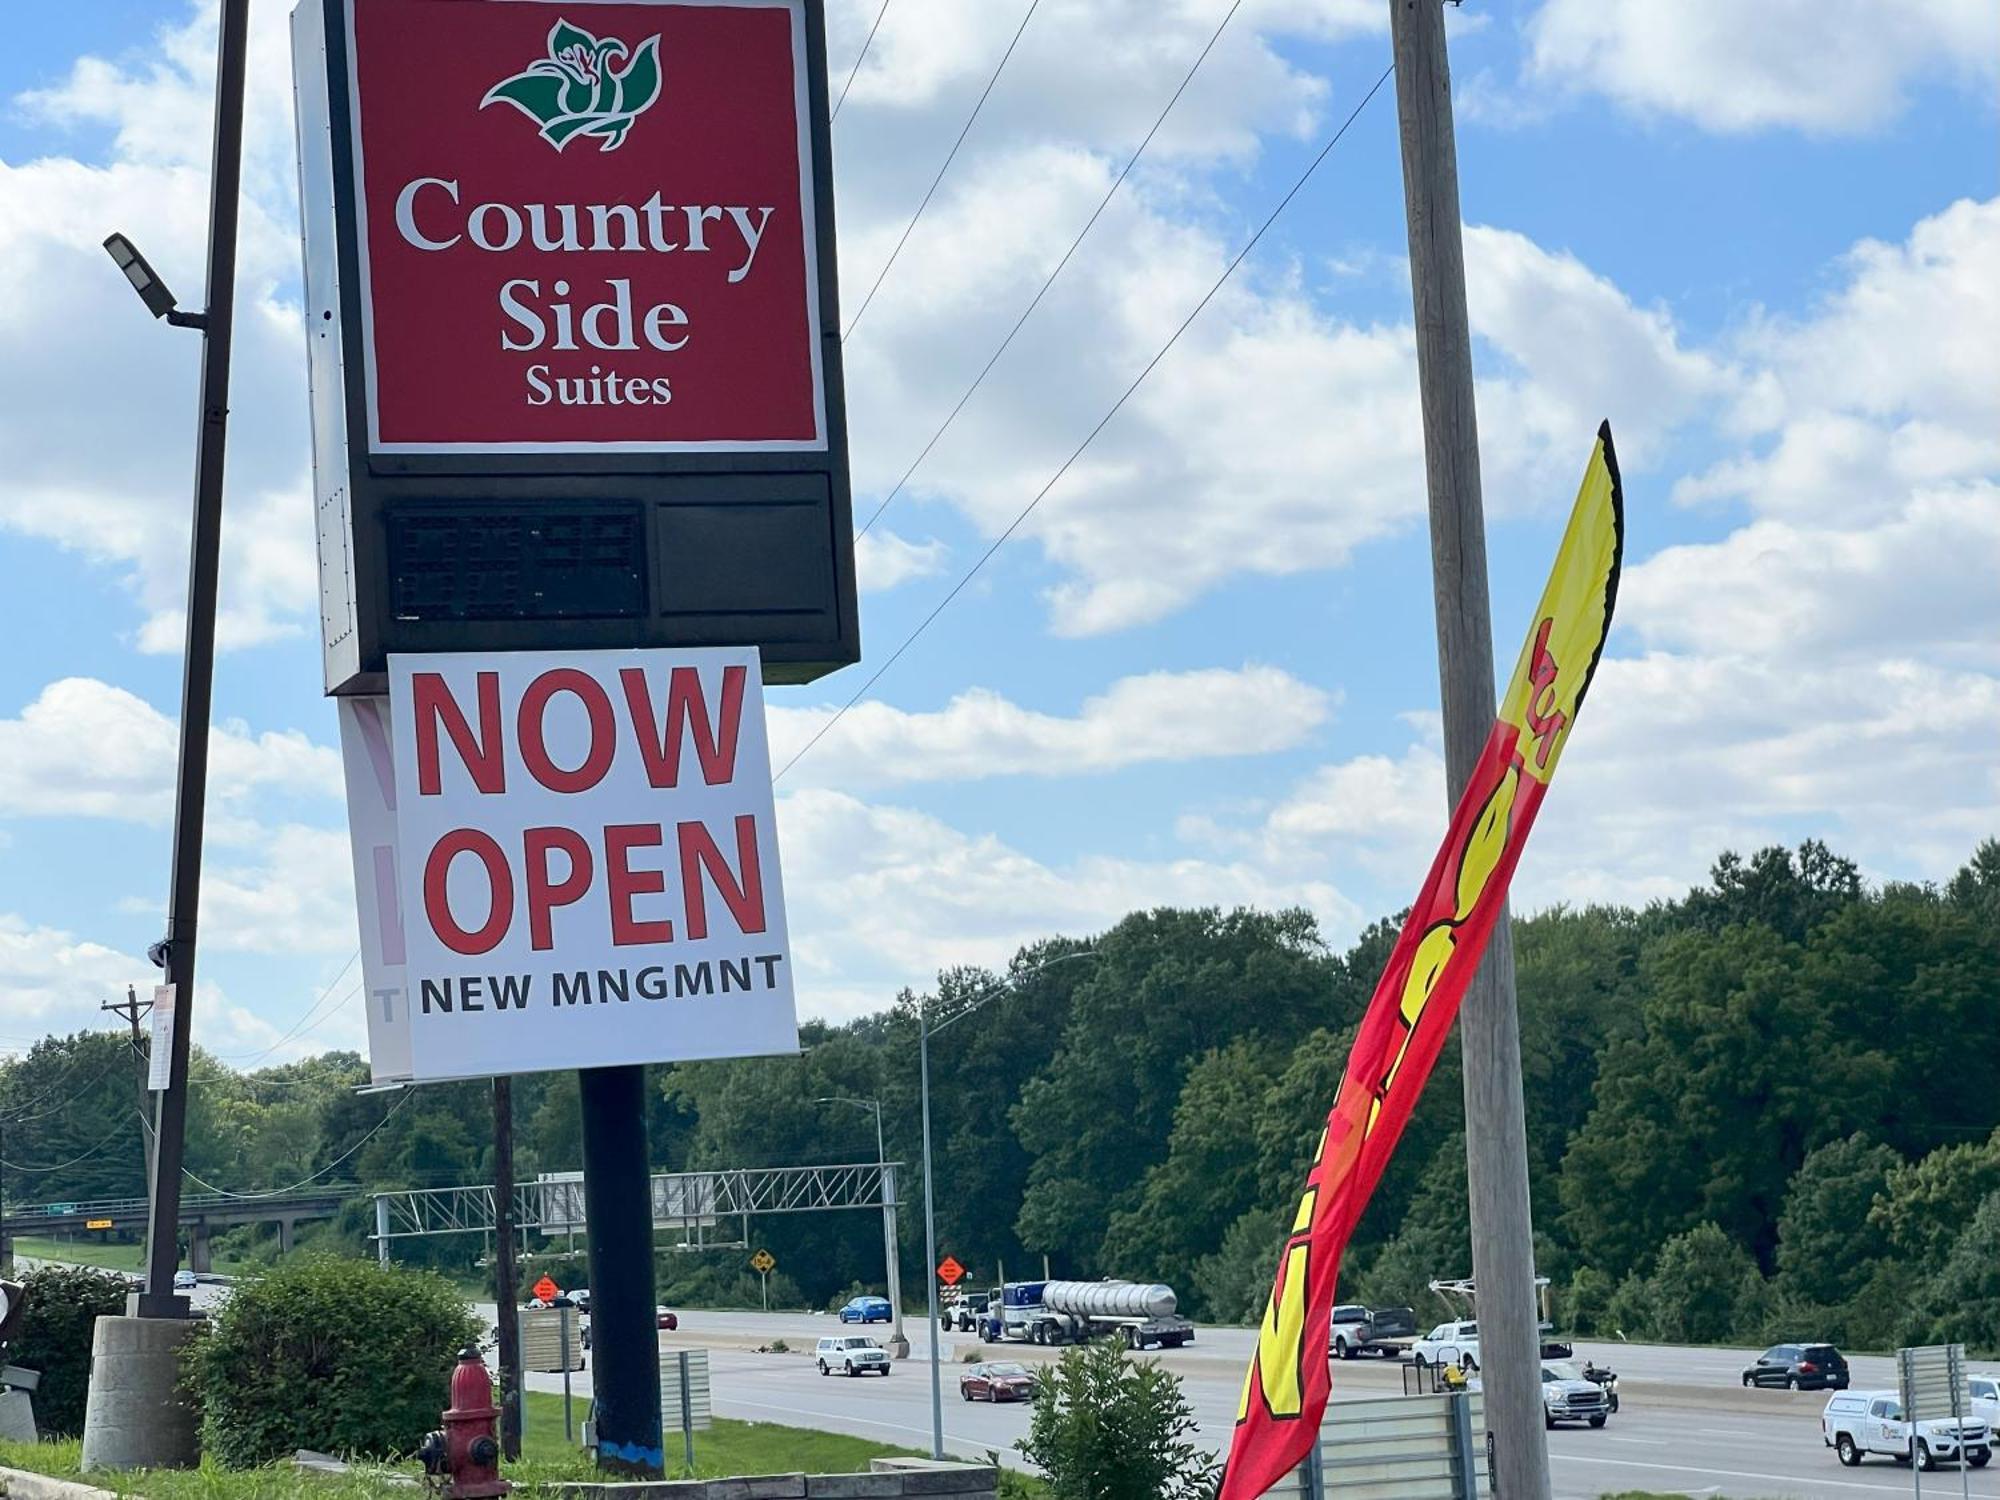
338,697,414,1084
387,647,797,1082
147,985,176,1091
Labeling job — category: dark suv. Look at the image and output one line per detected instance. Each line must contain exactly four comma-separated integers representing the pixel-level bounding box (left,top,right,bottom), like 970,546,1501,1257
1742,1342,1849,1390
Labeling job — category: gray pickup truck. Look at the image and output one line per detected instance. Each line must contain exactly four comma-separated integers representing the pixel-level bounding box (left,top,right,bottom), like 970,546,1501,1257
1328,1303,1419,1359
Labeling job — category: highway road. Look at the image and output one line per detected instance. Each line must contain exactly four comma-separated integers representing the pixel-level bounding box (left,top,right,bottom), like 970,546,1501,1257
30,1261,1985,1500
499,1307,2000,1499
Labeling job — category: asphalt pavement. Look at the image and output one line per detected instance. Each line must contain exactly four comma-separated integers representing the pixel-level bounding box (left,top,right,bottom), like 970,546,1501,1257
496,1307,2000,1500
43,1268,1986,1500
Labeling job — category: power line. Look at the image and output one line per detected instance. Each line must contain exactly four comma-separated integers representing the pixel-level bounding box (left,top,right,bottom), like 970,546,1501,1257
841,0,1040,342
832,0,892,121
141,1088,411,1200
857,0,1245,540
208,950,360,1066
778,62,1396,783
0,1115,133,1174
176,1088,414,1208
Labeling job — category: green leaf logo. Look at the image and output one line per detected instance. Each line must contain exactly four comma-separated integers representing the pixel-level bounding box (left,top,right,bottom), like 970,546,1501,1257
481,19,663,152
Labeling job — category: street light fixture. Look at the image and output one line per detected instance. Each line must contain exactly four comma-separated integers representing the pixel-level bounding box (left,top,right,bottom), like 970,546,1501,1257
814,1095,907,1355
102,234,207,329
917,947,1099,1460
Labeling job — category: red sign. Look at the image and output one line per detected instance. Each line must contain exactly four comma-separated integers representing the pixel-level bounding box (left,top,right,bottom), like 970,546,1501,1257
346,0,824,452
533,1275,560,1303
936,1257,965,1287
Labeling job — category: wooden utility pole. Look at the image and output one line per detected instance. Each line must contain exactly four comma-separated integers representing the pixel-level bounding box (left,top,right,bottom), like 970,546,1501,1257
102,987,156,1183
1388,3,1551,1496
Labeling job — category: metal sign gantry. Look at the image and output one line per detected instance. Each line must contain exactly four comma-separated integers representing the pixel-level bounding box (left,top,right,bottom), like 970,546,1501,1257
371,1160,900,1253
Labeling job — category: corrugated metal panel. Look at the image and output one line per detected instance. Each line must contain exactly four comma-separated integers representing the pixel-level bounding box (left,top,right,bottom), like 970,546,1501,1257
660,1347,713,1432
519,1307,584,1373
1298,1392,1486,1500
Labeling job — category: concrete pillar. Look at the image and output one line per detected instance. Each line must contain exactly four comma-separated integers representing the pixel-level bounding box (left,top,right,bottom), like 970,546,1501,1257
277,1217,296,1255
79,1315,200,1471
187,1223,211,1275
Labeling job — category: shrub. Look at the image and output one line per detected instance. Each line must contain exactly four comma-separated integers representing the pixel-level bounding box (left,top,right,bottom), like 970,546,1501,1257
9,1264,132,1437
187,1253,480,1467
1562,1266,1616,1337
1019,1340,1216,1500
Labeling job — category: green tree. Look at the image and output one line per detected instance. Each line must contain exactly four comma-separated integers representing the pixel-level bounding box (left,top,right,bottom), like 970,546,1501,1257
1018,1341,1217,1500
1353,1132,1471,1310
1629,1222,1766,1345
1775,1134,1899,1308
1191,1208,1286,1327
1869,1128,2000,1264
1557,924,1851,1275
1015,908,1338,1271
1100,1038,1281,1310
1899,1191,2000,1355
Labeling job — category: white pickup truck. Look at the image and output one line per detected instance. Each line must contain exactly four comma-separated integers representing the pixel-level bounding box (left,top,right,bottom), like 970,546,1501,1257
1822,1390,1992,1470
1411,1319,1480,1372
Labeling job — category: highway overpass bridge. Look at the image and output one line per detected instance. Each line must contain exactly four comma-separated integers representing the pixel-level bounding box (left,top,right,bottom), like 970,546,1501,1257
3,1184,357,1271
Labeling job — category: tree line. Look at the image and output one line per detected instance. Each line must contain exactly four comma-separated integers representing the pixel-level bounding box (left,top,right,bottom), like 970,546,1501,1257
4,837,1996,1353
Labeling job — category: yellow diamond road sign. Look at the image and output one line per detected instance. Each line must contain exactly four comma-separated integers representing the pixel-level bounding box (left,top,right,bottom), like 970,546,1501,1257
751,1249,776,1273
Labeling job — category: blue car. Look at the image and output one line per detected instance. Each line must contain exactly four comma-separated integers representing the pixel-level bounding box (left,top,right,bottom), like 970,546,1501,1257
839,1296,893,1324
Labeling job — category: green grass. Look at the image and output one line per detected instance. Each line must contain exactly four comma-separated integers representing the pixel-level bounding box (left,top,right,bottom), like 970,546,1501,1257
0,1391,997,1497
12,1236,266,1278
12,1236,146,1273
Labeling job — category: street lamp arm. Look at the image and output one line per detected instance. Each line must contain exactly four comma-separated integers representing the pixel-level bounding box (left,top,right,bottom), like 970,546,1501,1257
924,947,1099,1038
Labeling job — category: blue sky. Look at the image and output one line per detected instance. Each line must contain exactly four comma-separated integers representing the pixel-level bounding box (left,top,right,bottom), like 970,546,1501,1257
0,0,1995,1060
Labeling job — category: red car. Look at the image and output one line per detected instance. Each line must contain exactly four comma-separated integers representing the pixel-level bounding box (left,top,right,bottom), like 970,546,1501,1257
656,1306,679,1331
960,1361,1036,1403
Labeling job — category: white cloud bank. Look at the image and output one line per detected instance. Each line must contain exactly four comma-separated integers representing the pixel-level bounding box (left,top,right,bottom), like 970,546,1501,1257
1525,0,1999,134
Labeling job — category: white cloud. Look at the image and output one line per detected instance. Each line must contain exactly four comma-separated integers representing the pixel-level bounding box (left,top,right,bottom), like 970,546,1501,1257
199,823,358,957
854,529,949,591
0,916,139,1048
0,913,311,1062
0,677,341,825
1463,225,1734,493
1678,198,2000,525
1623,482,2000,668
772,664,1332,786
778,785,1358,1020
1524,0,2000,134
0,0,317,653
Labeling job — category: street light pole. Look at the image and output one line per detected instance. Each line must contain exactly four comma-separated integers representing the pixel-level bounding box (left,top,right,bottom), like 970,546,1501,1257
816,1096,904,1355
918,1009,943,1461
133,0,250,1324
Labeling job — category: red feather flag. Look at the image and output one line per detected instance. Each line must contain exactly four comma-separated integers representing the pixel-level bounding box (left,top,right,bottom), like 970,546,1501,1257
1218,424,1624,1500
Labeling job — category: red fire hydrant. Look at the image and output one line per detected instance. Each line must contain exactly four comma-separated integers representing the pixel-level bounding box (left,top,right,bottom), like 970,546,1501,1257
419,1346,511,1498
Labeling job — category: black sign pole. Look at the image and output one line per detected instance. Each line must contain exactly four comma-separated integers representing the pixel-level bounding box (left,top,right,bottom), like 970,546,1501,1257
492,1077,523,1462
579,1065,663,1476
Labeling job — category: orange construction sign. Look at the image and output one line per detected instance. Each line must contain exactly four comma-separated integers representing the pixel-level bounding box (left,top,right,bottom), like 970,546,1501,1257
936,1256,966,1287
532,1275,559,1303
